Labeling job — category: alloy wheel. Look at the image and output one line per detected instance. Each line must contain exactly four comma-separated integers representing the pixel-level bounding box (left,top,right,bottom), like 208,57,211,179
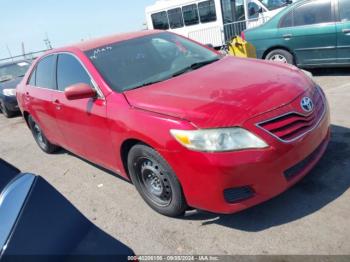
270,54,288,63
32,122,46,149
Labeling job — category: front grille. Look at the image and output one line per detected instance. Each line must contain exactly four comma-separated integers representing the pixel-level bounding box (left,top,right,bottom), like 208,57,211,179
223,186,254,203
284,138,326,181
257,88,325,142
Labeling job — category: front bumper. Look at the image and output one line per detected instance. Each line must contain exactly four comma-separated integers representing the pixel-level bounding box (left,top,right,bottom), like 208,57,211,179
0,95,19,112
160,100,331,214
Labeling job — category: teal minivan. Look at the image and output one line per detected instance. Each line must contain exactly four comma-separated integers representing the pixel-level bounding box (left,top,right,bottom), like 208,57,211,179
243,0,350,67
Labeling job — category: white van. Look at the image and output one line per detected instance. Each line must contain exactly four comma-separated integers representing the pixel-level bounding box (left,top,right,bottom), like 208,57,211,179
145,0,293,47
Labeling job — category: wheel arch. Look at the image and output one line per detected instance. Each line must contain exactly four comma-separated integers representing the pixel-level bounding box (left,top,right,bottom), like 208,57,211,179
262,46,297,63
23,111,30,128
120,138,150,180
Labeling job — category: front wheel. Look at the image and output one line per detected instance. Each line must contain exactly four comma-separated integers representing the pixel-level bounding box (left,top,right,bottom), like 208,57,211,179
265,49,294,65
28,115,60,154
127,144,187,217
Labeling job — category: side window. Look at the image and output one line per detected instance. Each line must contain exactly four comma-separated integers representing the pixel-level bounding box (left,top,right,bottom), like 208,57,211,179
279,11,293,28
247,2,260,19
293,0,332,27
56,54,92,92
28,69,36,86
168,8,184,29
339,0,350,22
151,12,169,30
182,4,199,26
221,0,246,23
198,0,217,23
36,55,56,90
221,0,234,23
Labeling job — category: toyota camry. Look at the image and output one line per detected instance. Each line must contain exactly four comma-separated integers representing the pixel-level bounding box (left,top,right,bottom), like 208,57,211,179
17,31,330,217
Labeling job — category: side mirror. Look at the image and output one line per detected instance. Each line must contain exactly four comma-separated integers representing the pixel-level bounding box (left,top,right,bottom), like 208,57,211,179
64,83,97,100
205,43,214,49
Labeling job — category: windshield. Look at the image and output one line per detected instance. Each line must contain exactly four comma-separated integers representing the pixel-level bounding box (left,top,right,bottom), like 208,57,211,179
0,62,30,82
259,0,290,10
85,33,220,92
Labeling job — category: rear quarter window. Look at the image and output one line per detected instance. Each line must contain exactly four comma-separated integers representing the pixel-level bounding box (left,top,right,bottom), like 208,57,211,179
28,69,36,86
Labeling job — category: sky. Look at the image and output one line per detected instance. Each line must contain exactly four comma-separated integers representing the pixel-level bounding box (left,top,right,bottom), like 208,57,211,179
0,0,155,59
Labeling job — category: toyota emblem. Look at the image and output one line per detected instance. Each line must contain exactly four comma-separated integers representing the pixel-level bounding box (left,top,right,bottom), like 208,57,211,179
301,97,314,113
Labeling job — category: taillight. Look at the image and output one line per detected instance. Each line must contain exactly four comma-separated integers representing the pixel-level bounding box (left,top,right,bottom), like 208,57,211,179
241,31,245,40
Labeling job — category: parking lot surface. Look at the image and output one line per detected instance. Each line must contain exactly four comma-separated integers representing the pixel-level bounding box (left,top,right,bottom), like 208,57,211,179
1,68,349,255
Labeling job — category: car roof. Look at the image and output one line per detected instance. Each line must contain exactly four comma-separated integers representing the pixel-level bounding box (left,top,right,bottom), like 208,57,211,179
0,60,31,68
58,30,163,53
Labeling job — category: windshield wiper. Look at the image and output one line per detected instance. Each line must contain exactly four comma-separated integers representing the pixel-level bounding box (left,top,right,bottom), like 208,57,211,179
172,57,220,78
123,57,220,91
124,79,168,91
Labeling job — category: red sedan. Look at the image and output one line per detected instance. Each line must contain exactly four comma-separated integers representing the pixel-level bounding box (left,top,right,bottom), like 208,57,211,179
17,31,330,217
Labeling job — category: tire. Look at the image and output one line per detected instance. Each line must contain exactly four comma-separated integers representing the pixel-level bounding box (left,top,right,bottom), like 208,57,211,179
265,49,294,65
0,100,15,118
28,115,60,154
127,144,187,217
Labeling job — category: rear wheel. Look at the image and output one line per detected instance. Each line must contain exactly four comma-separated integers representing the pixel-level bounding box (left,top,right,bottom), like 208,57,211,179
0,100,15,118
28,115,60,154
127,144,187,217
265,49,294,65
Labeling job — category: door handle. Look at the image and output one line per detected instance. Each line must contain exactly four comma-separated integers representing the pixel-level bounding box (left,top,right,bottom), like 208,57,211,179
52,99,62,110
283,34,293,39
24,92,30,101
342,29,350,34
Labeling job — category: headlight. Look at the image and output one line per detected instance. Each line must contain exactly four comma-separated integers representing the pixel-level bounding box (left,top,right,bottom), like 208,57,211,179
170,128,268,152
301,69,313,80
301,69,318,86
2,89,16,96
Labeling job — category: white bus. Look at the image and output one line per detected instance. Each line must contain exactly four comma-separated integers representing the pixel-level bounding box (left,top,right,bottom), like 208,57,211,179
145,0,293,47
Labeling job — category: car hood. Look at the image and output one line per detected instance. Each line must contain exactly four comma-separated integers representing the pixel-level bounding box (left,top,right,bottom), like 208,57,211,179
0,77,22,91
124,56,312,128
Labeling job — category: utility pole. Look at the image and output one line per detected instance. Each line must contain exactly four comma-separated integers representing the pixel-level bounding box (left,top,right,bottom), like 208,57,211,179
5,45,14,61
21,42,26,59
43,33,53,50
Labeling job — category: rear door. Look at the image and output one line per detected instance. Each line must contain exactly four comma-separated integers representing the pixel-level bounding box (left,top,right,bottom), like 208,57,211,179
336,0,350,64
286,0,337,66
25,55,64,145
53,53,114,169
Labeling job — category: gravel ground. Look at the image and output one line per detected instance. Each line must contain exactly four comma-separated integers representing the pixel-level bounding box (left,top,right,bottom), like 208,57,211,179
0,68,349,256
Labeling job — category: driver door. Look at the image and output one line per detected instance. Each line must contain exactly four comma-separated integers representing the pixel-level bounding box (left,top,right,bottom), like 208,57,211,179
52,53,115,170
286,0,337,66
